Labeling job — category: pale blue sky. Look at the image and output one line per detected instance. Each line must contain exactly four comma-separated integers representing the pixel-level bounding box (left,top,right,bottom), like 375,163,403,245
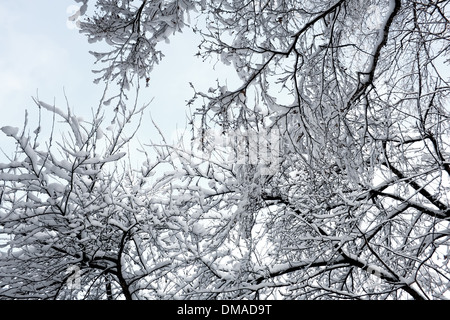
0,1,95,125
0,0,239,162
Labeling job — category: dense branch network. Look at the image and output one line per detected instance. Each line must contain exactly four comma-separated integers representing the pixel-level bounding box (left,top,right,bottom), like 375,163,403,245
0,0,449,300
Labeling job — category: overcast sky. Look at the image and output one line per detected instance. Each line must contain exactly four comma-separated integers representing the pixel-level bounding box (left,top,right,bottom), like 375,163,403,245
0,0,239,163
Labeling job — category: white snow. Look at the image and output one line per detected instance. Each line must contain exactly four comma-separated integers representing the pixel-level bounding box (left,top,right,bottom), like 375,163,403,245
108,218,127,231
1,126,19,137
46,183,65,195
88,217,104,228
0,173,36,181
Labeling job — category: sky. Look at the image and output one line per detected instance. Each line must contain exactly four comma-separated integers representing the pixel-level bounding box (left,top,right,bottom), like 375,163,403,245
0,0,239,164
